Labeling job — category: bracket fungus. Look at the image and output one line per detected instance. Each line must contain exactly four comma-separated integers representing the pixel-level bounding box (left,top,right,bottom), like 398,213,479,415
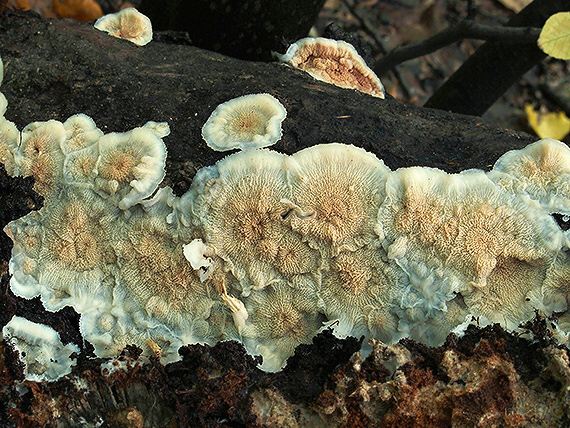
274,37,386,99
94,8,153,47
201,94,287,152
1,72,569,374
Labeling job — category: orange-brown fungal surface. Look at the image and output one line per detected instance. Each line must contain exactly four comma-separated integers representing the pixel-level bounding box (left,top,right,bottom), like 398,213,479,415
275,37,385,98
94,8,152,46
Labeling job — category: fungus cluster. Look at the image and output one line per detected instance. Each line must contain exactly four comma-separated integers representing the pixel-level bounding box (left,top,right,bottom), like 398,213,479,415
1,57,570,376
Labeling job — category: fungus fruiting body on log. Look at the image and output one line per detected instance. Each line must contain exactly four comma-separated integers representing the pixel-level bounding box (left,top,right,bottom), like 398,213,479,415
1,48,570,375
94,8,152,46
201,94,287,152
2,316,79,382
274,37,386,99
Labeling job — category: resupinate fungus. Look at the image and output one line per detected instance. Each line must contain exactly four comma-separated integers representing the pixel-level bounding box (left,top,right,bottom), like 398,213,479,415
1,53,570,376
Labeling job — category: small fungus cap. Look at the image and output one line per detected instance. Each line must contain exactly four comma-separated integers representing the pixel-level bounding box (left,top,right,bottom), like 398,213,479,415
61,114,103,154
95,127,167,209
201,93,287,152
274,37,385,99
94,8,152,47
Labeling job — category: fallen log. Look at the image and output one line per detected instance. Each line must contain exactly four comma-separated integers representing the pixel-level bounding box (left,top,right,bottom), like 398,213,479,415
1,11,565,428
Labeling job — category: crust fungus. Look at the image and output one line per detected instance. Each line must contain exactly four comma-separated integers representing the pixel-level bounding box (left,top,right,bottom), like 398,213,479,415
378,167,562,290
274,37,385,99
201,94,287,152
542,250,570,315
462,256,548,329
242,284,325,371
94,8,153,47
191,149,295,294
319,245,399,340
1,60,569,377
142,121,171,139
60,114,103,154
286,143,390,257
490,138,570,214
111,215,220,359
6,189,114,312
0,94,19,175
3,316,79,382
63,143,100,185
94,127,167,209
17,120,67,196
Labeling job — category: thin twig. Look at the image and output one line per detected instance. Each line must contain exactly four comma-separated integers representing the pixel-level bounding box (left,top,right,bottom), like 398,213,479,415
374,20,541,76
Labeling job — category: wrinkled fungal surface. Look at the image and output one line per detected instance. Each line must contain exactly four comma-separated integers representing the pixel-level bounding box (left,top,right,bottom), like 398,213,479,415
201,93,287,152
1,79,570,374
274,37,386,99
2,316,79,382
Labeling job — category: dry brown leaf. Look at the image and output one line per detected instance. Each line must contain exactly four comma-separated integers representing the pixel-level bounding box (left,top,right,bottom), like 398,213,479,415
3,0,56,17
53,0,103,22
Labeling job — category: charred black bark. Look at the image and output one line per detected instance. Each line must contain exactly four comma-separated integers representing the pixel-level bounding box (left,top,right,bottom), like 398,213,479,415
138,0,327,61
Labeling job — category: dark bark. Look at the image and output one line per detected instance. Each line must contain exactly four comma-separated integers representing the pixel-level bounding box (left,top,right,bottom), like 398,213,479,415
424,0,569,116
0,12,538,198
137,0,327,61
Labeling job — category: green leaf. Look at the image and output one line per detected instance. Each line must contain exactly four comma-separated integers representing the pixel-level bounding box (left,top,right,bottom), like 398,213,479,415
538,12,570,60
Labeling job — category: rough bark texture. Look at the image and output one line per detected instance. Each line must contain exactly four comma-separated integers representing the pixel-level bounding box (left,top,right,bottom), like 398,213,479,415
138,0,327,61
0,12,537,195
1,11,568,427
424,0,569,116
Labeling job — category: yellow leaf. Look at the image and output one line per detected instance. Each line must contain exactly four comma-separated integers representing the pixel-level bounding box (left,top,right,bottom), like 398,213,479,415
525,104,570,140
538,12,570,60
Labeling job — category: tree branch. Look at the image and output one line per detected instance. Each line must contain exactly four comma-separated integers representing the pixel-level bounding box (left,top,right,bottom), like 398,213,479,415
373,20,540,76
424,0,568,116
